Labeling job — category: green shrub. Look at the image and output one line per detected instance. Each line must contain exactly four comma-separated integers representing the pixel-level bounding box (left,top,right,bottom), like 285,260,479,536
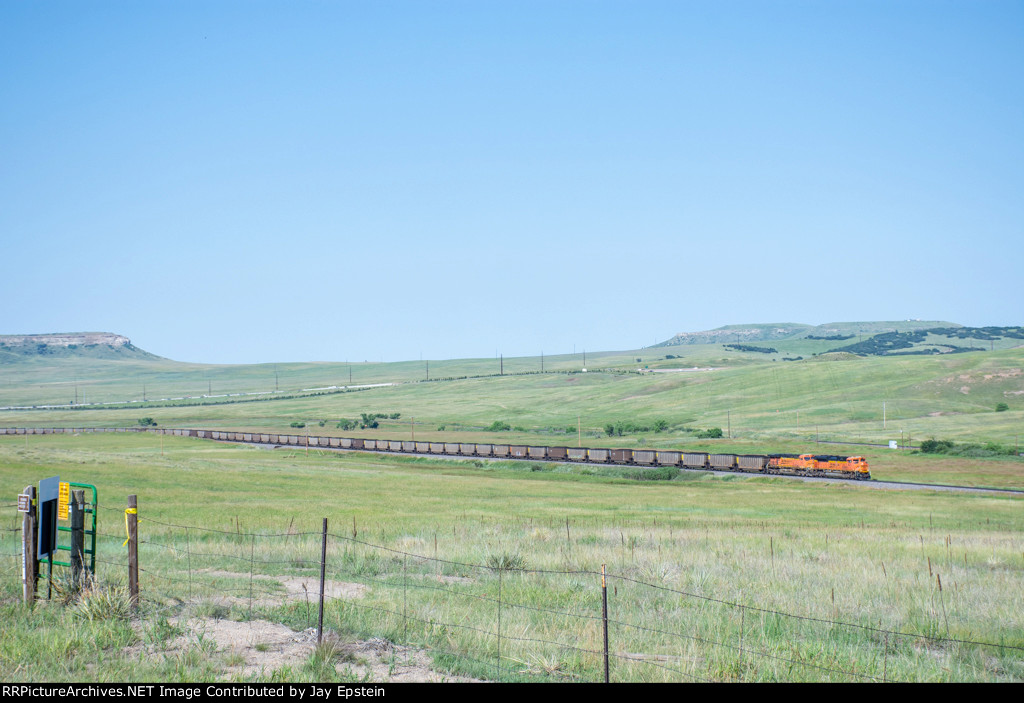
605,420,655,436
486,421,511,432
695,428,723,439
919,438,1016,457
996,403,1009,412
138,417,157,427
920,438,955,454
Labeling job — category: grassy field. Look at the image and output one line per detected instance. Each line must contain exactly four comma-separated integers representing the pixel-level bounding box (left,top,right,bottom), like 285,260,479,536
1,434,1022,682
1,341,1022,681
2,346,1021,442
2,345,1022,490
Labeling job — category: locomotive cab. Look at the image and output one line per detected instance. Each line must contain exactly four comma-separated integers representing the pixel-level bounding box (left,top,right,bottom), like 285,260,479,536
846,456,870,477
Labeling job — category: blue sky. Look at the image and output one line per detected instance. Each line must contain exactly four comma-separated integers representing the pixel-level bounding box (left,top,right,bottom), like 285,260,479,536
2,1,1021,364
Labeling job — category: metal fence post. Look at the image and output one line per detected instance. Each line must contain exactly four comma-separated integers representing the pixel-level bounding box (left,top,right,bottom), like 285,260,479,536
318,517,327,645
248,534,255,620
497,566,502,682
602,563,610,683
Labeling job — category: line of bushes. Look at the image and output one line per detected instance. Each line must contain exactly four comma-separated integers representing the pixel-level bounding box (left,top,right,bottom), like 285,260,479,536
723,344,777,354
604,419,669,436
336,412,402,430
919,438,1020,458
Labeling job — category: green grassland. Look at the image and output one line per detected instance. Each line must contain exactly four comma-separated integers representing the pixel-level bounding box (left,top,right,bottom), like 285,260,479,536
1,434,1022,682
1,335,1023,681
2,343,1021,488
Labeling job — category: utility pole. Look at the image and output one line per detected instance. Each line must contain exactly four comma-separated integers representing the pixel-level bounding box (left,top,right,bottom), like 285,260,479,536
541,351,544,373
500,354,503,376
578,415,581,447
728,410,732,439
883,402,886,430
425,360,429,381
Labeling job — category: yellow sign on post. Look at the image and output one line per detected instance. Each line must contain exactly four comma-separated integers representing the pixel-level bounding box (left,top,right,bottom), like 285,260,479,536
58,481,70,521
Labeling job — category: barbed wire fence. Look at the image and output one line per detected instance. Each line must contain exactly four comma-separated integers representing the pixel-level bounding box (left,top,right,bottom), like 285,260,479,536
3,499,1021,682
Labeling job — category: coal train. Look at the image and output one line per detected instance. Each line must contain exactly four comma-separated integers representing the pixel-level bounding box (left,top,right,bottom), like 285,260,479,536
0,427,871,480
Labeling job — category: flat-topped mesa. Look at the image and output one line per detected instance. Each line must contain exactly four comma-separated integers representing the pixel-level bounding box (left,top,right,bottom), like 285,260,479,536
0,332,132,348
657,325,810,347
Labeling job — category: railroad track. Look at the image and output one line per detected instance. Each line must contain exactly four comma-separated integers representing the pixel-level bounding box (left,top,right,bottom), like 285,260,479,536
220,435,1024,495
3,426,1021,495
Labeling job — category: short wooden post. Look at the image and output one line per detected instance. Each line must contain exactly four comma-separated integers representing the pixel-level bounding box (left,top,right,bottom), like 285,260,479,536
127,495,138,610
70,489,85,589
22,485,37,605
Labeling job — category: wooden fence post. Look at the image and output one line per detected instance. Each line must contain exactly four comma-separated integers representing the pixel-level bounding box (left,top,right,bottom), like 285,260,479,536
127,495,138,610
22,485,37,606
70,489,85,589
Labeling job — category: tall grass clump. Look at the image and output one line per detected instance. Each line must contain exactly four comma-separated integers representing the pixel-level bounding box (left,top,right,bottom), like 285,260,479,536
68,576,133,622
487,552,527,571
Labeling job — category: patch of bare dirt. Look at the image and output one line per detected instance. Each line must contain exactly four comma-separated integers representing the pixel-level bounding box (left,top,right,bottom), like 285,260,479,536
133,571,481,681
278,577,368,600
193,570,367,608
169,619,481,681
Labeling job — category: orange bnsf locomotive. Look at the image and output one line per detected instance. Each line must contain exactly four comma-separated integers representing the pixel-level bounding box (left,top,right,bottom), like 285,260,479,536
767,454,870,479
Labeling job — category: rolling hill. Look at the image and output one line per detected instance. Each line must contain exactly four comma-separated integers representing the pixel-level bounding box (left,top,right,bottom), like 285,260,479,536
0,323,1021,453
652,321,960,347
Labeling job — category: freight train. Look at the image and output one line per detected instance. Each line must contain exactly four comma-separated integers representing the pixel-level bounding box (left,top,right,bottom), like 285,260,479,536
0,427,870,480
